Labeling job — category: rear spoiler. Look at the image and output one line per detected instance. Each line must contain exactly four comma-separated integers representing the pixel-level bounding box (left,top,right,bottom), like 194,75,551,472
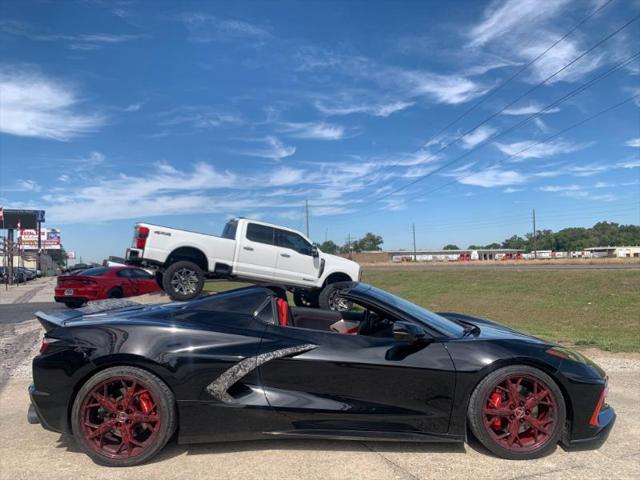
35,298,142,332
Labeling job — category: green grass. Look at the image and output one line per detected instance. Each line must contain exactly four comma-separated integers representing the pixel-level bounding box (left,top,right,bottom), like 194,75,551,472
204,270,640,352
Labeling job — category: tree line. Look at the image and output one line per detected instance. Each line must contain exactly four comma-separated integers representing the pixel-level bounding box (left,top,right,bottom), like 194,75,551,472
445,221,640,252
319,233,384,254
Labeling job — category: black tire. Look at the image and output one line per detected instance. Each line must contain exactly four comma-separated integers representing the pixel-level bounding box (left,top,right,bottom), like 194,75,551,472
293,289,319,308
64,300,85,309
108,288,123,299
318,284,352,311
468,365,566,460
71,366,176,467
162,260,204,301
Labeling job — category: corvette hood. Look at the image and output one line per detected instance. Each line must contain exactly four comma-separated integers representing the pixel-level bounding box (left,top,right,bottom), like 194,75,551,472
437,312,552,345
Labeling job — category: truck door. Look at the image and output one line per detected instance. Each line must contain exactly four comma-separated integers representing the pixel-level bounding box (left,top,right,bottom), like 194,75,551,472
234,223,278,280
274,228,320,286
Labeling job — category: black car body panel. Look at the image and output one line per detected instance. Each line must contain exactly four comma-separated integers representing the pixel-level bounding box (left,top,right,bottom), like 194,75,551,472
30,283,614,450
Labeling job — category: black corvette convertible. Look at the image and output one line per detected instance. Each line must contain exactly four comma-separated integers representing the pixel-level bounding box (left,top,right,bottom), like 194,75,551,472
29,282,614,467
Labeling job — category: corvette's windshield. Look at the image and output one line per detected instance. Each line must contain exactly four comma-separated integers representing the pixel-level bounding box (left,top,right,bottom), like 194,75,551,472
357,285,466,337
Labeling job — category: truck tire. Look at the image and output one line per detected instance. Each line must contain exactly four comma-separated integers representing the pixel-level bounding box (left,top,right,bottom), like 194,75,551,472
162,261,204,301
318,284,352,311
293,289,319,308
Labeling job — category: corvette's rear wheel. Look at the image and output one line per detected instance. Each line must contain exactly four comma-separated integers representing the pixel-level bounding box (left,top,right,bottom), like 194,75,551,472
71,366,176,467
468,365,565,460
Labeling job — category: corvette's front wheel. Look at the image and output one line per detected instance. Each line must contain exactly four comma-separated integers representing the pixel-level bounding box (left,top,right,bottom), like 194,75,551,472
71,366,176,467
468,365,565,460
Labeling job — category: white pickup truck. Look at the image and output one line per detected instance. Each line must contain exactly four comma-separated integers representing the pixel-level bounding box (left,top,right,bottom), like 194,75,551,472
125,218,361,308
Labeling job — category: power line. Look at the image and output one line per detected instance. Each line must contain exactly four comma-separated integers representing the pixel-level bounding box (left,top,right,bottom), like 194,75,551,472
409,93,640,203
355,11,640,206
368,53,640,207
426,0,616,145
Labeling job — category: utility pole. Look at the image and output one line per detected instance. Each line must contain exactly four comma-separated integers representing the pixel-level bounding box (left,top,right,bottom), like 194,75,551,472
347,233,352,259
305,200,309,238
412,223,417,262
532,208,537,259
324,227,328,243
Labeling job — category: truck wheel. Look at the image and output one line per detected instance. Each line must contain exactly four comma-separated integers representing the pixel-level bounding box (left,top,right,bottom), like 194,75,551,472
293,290,319,308
162,261,204,301
318,284,352,311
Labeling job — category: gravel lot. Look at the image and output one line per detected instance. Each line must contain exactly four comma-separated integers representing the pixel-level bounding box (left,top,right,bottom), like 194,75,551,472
0,281,639,479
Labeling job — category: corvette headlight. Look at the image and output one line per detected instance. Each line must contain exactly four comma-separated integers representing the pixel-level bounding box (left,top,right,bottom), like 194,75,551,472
546,346,591,364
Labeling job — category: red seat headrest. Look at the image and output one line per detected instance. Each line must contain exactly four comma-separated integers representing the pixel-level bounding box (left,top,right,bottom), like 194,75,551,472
276,298,289,326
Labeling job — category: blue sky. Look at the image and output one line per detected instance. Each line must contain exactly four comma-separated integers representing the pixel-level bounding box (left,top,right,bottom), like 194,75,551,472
1,0,639,262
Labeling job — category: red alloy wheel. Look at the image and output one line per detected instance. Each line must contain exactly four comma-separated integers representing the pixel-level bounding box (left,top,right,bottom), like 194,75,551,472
482,374,558,452
79,376,162,460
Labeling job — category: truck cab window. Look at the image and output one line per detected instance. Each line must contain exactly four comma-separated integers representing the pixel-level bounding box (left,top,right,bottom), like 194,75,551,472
221,220,238,240
277,229,312,255
246,223,275,245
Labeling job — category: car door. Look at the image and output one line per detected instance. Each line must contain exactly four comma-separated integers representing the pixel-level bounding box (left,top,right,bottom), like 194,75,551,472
116,269,140,297
234,223,279,280
257,317,456,436
274,228,320,286
131,268,157,294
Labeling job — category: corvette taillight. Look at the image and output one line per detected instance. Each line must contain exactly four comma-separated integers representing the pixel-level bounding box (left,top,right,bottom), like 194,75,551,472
135,226,150,249
39,338,49,354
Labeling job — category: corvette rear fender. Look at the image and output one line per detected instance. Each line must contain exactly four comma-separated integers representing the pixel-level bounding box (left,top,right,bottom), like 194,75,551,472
65,353,179,432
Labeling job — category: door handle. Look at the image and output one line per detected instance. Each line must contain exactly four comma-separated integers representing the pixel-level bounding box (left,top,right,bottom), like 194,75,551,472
280,253,291,258
243,246,254,251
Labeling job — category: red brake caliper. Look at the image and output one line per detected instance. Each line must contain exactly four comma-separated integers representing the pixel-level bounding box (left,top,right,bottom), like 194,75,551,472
489,391,503,430
138,392,153,413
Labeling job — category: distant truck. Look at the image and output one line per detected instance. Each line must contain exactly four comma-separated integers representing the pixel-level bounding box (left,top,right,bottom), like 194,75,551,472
125,218,361,308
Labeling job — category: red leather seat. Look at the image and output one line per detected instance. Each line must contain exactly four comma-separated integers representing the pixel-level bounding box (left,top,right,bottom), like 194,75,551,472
276,298,290,326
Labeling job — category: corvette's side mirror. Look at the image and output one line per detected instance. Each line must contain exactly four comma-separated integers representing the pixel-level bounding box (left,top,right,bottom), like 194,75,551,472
393,321,427,344
311,245,319,257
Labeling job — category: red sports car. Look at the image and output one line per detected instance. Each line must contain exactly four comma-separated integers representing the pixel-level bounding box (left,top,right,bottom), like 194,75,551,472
55,266,161,308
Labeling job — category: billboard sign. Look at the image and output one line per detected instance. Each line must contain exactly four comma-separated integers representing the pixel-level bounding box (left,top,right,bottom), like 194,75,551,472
0,209,39,229
18,228,62,250
67,251,76,260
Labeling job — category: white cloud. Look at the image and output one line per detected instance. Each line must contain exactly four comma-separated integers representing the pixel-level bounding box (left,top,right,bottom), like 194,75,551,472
266,167,305,186
398,70,489,104
158,106,242,129
461,126,496,149
466,0,606,84
241,136,296,160
467,0,570,48
1,179,41,192
539,184,581,192
457,167,526,187
124,103,143,112
0,19,144,49
314,99,414,117
502,102,560,115
180,14,269,44
617,159,640,168
278,122,347,140
503,187,522,193
625,137,640,147
0,68,105,140
494,139,585,161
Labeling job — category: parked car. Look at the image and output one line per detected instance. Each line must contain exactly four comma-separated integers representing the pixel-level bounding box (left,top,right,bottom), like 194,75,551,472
125,218,360,307
54,266,161,308
3,267,28,283
30,282,614,466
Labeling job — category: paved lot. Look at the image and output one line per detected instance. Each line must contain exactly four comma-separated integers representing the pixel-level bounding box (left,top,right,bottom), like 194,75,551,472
0,279,639,479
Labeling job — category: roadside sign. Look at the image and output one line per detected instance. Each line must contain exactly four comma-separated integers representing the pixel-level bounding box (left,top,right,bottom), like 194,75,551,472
67,251,76,260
